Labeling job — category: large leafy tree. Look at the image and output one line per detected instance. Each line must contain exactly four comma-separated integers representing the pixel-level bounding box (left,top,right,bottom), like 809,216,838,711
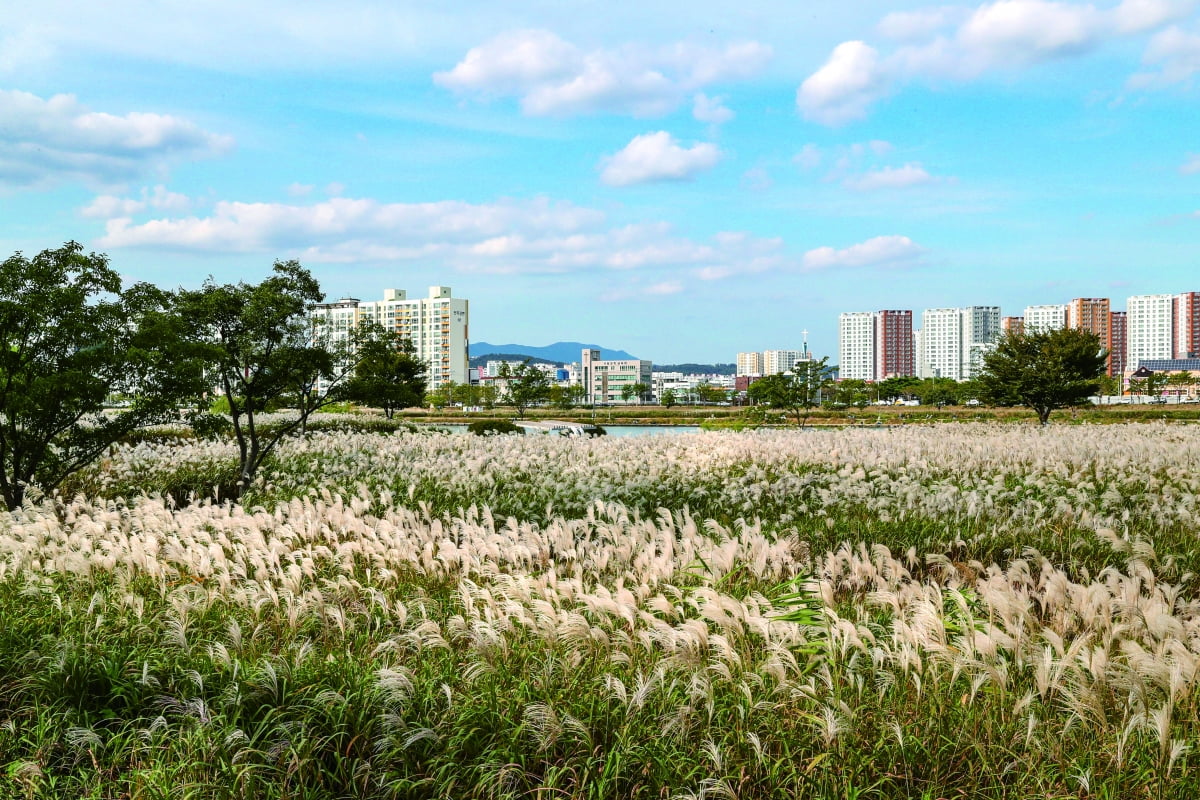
499,360,551,418
176,261,353,498
977,327,1107,425
342,321,426,419
747,358,834,426
0,243,202,510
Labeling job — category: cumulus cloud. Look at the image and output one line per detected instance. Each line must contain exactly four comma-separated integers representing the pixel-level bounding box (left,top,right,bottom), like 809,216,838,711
93,193,792,283
435,29,771,116
0,89,232,188
801,235,924,271
797,41,890,125
81,185,193,218
693,93,734,124
799,0,1195,124
1128,24,1200,87
843,163,938,190
599,131,721,186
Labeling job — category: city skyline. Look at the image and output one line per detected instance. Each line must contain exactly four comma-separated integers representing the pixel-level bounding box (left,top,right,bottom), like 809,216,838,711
2,1,1200,362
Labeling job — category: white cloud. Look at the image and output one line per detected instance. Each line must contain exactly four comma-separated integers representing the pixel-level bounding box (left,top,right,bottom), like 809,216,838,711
93,193,790,282
81,185,193,218
878,7,966,40
599,131,721,186
843,163,938,190
1128,24,1200,87
693,93,734,124
800,0,1195,124
436,29,771,116
801,235,924,271
797,41,890,125
287,182,314,197
645,280,684,296
1182,153,1200,173
794,143,823,170
0,89,232,189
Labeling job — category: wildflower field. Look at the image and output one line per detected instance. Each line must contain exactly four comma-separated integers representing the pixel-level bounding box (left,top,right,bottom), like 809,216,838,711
3,423,1200,799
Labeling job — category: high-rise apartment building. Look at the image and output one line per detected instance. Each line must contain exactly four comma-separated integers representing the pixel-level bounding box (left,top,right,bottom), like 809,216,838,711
1127,294,1176,365
918,306,1000,381
838,312,876,380
838,310,914,381
763,349,810,375
310,286,470,388
876,310,915,379
1067,298,1113,374
1109,311,1127,376
1002,316,1025,335
1175,292,1200,359
961,306,1001,379
1024,304,1067,332
736,351,764,377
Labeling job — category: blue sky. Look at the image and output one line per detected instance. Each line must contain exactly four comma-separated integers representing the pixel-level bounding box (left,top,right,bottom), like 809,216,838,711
2,0,1198,363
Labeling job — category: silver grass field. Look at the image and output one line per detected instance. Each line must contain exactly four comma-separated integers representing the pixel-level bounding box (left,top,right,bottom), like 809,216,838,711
2,422,1199,799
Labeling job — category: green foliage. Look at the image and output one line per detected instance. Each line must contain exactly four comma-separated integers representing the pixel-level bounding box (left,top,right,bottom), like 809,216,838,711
0,242,203,510
746,358,834,425
341,321,427,419
977,327,1108,424
174,260,347,497
498,360,551,418
548,384,585,410
467,419,524,436
660,388,677,408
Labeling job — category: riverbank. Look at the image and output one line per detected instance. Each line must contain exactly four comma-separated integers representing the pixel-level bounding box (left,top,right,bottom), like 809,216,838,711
397,402,1200,427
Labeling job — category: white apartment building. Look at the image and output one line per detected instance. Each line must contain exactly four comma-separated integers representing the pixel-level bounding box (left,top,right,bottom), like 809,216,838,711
1023,304,1067,332
1127,294,1176,365
838,312,876,380
310,286,470,389
581,349,653,404
736,351,765,377
763,349,811,375
918,306,1000,380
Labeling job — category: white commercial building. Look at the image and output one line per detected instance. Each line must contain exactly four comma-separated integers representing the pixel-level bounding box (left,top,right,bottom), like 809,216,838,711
581,349,652,404
310,286,470,388
1127,294,1176,365
917,306,1000,381
1023,304,1067,333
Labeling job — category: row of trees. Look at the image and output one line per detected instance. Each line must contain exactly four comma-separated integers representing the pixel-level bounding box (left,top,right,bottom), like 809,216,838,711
1,244,426,510
745,328,1111,426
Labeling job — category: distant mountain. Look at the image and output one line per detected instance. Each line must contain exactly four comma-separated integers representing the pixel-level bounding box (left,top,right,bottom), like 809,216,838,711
469,341,638,363
468,353,558,369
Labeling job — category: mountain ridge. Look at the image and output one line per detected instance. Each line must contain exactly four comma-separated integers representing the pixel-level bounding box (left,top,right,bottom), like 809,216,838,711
469,341,638,363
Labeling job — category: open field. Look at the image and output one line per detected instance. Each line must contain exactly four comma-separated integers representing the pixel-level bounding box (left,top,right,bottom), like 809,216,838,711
3,424,1200,798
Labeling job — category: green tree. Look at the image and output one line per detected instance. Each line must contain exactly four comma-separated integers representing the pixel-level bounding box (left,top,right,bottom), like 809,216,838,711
695,382,729,403
747,358,834,426
342,321,426,418
426,382,456,410
914,377,961,407
621,382,637,404
877,375,920,402
977,328,1107,425
1097,374,1121,398
499,360,551,418
660,388,677,408
0,243,203,510
176,260,353,499
549,384,585,410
